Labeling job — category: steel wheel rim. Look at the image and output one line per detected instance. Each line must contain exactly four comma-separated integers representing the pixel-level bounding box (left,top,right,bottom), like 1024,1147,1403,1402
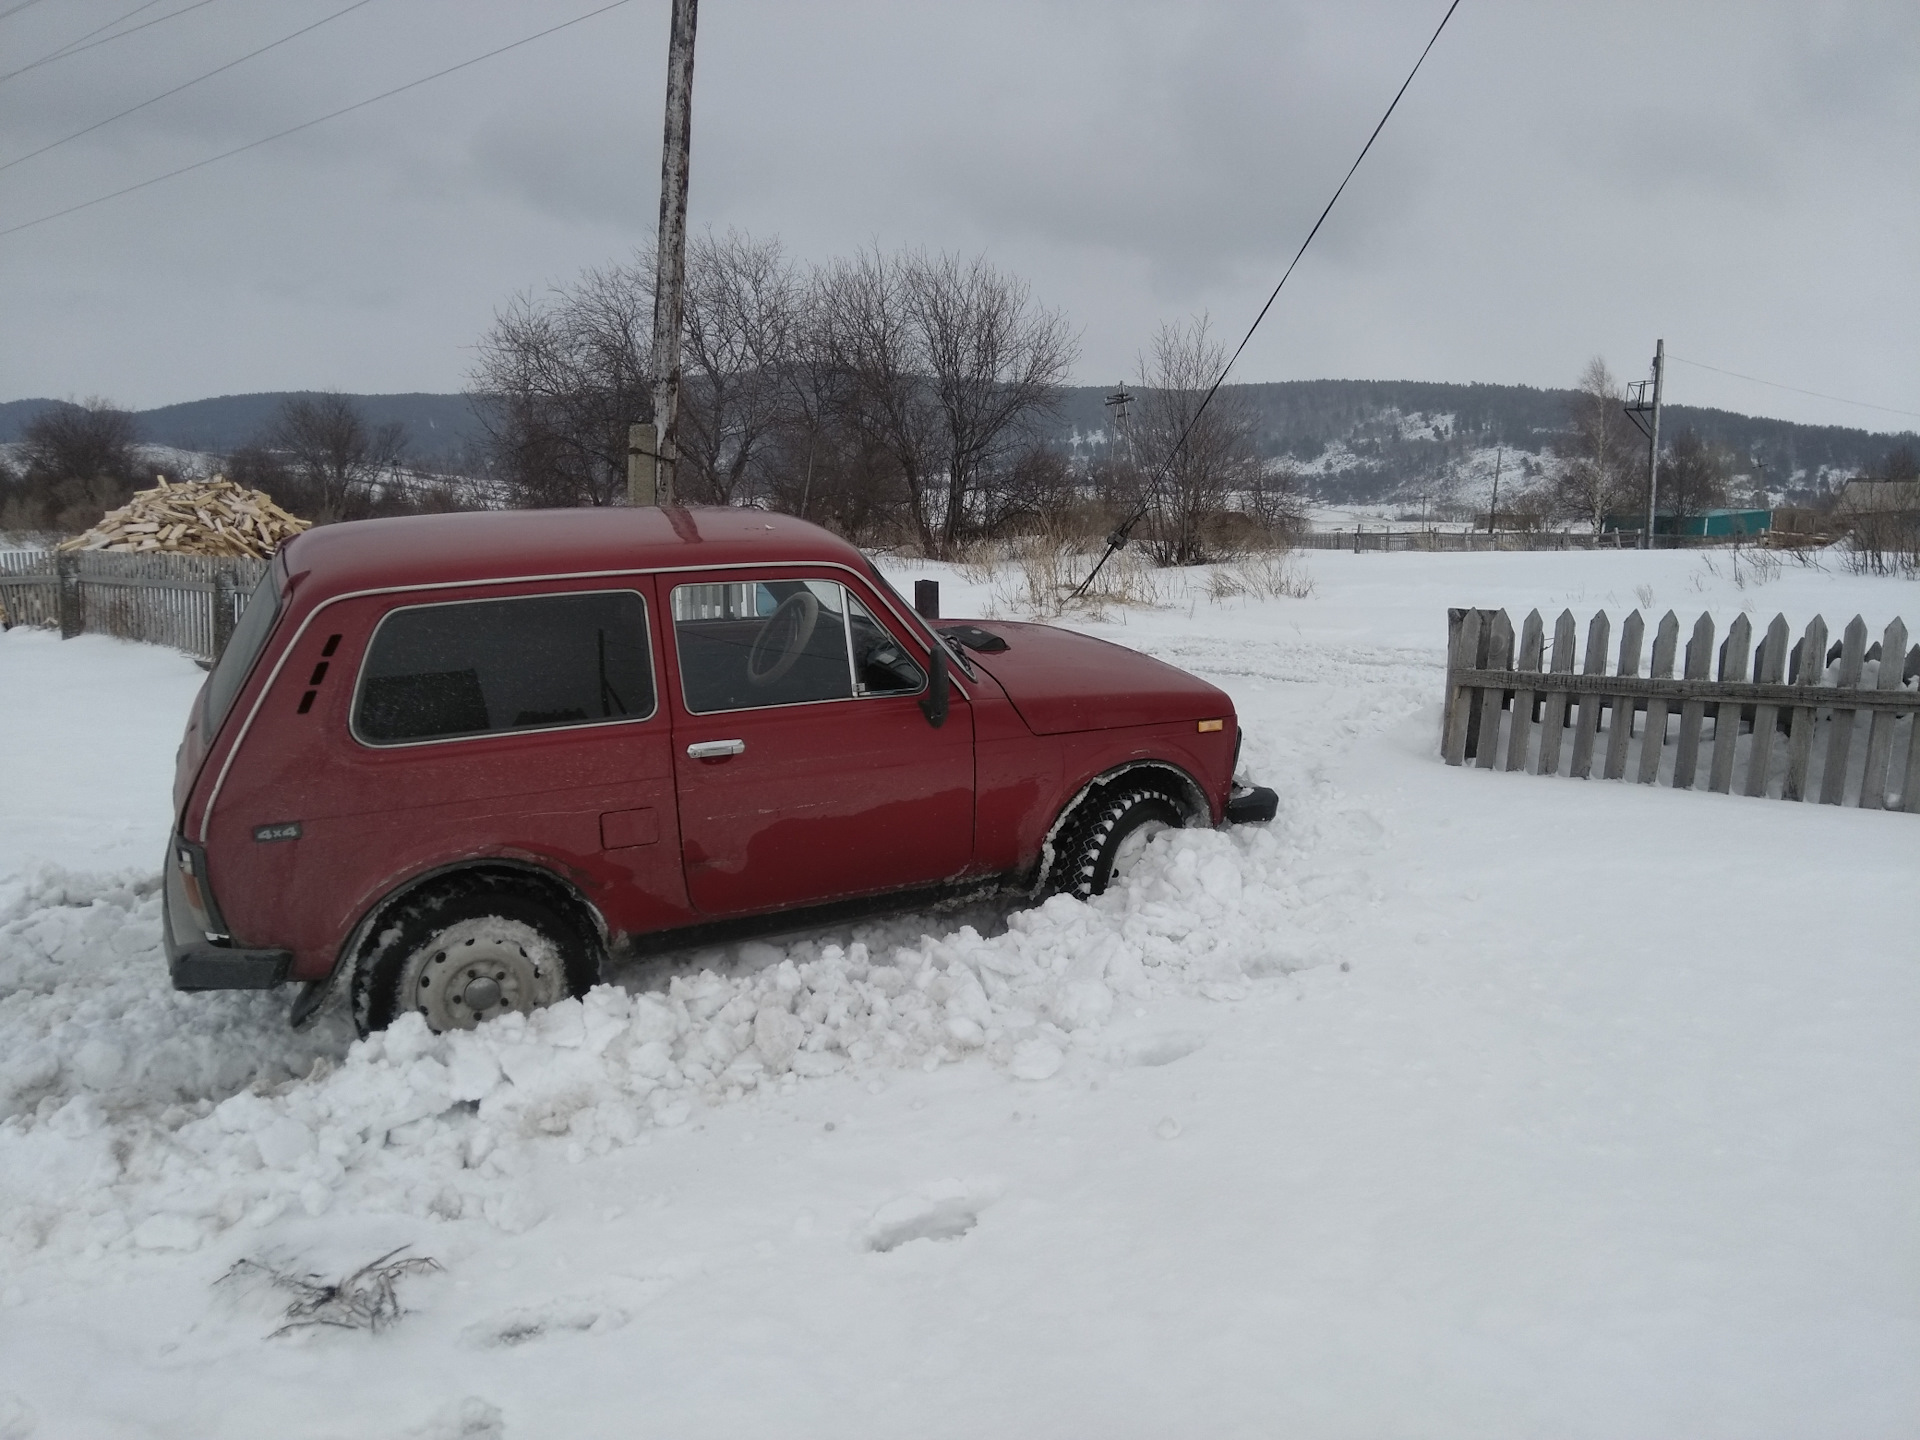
401,918,562,1031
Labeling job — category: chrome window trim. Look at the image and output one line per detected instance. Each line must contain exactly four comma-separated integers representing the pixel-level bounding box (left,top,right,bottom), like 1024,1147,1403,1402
199,558,962,841
347,587,658,750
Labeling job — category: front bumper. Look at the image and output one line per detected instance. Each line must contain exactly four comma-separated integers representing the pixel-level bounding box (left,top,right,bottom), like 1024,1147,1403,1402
1224,784,1279,824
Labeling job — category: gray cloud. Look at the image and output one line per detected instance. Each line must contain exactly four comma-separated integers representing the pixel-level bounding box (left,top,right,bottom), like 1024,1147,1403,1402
0,0,1914,432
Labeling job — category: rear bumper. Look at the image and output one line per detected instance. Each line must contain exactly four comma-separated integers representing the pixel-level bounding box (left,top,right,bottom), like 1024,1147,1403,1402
163,858,291,989
1224,784,1278,824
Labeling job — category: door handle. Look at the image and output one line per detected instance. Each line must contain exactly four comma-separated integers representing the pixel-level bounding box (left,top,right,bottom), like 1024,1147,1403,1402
687,739,746,759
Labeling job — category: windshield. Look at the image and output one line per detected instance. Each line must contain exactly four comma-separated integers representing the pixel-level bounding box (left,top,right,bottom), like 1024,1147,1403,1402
202,563,284,735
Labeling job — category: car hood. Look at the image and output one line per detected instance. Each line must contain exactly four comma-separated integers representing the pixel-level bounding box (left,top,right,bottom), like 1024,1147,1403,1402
950,620,1231,735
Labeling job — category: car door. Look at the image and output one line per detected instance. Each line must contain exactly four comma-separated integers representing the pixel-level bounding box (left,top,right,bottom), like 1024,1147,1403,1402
665,569,975,916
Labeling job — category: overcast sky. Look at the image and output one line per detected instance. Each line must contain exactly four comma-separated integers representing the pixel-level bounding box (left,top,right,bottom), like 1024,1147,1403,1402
1,0,1915,433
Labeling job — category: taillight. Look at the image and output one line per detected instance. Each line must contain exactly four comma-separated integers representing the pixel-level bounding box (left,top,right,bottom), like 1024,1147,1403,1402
173,840,228,942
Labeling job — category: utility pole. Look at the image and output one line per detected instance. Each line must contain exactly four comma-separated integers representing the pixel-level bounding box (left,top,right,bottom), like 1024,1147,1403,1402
1623,338,1665,549
642,0,697,506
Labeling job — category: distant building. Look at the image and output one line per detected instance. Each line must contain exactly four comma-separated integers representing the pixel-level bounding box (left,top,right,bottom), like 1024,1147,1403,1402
1601,508,1772,538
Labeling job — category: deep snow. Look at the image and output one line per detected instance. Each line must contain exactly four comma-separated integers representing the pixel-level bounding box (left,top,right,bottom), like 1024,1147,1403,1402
1,547,1917,1438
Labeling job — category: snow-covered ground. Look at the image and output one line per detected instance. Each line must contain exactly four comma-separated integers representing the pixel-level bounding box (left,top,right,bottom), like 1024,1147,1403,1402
2,548,1917,1438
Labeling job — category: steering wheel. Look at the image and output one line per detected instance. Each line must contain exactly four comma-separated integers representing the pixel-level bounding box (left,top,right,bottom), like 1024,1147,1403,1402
747,590,821,687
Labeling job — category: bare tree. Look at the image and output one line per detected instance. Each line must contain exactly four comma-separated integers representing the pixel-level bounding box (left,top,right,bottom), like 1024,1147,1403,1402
1661,428,1731,521
678,231,799,505
1126,316,1267,565
4,398,141,532
267,394,407,521
818,247,1075,556
471,260,652,508
1554,358,1638,531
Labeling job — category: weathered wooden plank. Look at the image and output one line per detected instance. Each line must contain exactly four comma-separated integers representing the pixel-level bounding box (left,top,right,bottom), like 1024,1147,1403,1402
1903,688,1920,814
1443,607,1482,766
1473,610,1514,771
1819,615,1868,804
1743,614,1790,798
1535,609,1577,776
1462,608,1496,760
1671,612,1716,789
1636,612,1681,784
1784,614,1828,802
1708,613,1752,793
1602,609,1645,780
1505,609,1544,773
1570,611,1611,778
1860,617,1908,810
1448,670,1920,714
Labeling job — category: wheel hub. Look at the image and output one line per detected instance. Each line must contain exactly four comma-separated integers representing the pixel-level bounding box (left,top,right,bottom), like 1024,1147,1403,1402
402,918,561,1031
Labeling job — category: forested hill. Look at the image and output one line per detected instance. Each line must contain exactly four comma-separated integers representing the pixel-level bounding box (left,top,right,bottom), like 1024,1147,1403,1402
4,382,1909,503
1053,379,1913,502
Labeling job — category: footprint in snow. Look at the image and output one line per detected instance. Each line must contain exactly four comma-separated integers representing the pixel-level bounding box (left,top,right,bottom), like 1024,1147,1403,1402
863,1179,1002,1253
460,1294,640,1349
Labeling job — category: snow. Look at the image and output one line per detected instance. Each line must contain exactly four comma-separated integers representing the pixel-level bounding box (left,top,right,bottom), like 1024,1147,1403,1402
2,547,1918,1436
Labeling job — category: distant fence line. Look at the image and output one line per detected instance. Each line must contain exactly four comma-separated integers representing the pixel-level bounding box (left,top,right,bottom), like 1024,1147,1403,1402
0,551,266,662
1296,527,1769,553
1443,604,1920,812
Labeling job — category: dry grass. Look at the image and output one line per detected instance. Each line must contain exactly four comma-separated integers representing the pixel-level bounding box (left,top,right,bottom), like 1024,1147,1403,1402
220,1246,441,1337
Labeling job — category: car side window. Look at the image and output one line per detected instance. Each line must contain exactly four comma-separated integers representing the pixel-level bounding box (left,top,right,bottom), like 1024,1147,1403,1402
846,590,924,696
672,580,854,713
355,590,654,745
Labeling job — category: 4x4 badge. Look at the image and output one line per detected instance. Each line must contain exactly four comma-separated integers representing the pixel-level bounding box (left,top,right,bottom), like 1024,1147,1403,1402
253,822,302,843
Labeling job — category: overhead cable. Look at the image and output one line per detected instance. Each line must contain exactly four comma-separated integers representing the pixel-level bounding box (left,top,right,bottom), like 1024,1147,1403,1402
0,0,636,241
1073,0,1464,597
0,0,379,176
0,0,218,85
1668,356,1920,425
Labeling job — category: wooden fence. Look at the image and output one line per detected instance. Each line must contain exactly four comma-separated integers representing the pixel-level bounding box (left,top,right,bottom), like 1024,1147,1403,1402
0,550,266,662
1443,605,1920,811
1297,528,1679,553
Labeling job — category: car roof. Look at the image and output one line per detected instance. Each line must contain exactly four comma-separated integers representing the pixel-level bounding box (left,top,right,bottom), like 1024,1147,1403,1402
277,506,871,600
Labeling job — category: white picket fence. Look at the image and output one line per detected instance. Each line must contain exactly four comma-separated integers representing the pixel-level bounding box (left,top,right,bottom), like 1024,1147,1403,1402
1444,605,1920,811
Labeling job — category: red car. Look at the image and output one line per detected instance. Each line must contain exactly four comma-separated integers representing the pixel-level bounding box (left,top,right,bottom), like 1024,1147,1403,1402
164,508,1276,1033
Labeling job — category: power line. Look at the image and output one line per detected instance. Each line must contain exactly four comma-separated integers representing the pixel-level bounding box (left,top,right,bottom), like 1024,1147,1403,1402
1074,0,1464,597
1668,356,1920,425
0,0,59,24
0,0,218,85
0,0,636,241
0,0,378,177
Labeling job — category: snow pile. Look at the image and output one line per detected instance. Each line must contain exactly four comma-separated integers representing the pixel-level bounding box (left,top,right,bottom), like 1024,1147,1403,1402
0,816,1349,1266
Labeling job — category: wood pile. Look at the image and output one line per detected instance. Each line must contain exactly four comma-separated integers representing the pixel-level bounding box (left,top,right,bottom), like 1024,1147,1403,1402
57,476,310,558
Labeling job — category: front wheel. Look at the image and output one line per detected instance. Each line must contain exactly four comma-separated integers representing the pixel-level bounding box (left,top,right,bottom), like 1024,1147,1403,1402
352,875,599,1034
1049,787,1186,900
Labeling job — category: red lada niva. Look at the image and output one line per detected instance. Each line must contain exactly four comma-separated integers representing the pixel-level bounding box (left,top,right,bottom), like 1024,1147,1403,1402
164,507,1276,1033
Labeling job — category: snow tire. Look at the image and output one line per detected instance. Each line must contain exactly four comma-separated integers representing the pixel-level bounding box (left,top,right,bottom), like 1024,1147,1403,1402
1046,786,1186,901
351,872,600,1036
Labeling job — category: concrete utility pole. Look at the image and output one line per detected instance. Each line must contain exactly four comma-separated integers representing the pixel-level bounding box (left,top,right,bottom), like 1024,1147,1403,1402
1487,445,1502,534
1644,337,1664,549
641,0,697,506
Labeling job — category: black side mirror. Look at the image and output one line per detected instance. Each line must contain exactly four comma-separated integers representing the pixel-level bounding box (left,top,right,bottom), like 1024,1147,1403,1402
919,641,949,728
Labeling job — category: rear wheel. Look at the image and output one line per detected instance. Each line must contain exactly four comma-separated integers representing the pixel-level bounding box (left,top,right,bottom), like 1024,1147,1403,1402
1047,786,1186,900
352,874,600,1034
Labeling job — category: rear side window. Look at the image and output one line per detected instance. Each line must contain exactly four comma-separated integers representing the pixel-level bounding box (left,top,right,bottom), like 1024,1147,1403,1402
355,590,654,745
203,565,284,734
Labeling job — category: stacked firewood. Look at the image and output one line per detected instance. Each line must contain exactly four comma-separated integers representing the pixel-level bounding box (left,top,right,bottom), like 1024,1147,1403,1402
57,476,310,558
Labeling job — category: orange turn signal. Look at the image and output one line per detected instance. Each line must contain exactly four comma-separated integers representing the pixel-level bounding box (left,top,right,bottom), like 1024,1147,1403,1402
1197,718,1225,733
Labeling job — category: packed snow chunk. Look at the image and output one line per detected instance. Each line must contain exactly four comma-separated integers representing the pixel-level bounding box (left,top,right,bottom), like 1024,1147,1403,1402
1008,1039,1064,1081
412,1397,505,1440
1106,1030,1206,1068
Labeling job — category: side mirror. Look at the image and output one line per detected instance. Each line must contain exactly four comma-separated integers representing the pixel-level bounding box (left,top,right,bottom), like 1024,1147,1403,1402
919,641,949,728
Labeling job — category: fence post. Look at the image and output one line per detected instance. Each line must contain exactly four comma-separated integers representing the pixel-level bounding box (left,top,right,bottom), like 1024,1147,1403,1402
55,551,83,639
212,568,236,660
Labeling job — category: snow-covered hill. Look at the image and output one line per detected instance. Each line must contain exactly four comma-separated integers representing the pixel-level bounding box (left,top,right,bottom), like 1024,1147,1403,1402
2,549,1916,1437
